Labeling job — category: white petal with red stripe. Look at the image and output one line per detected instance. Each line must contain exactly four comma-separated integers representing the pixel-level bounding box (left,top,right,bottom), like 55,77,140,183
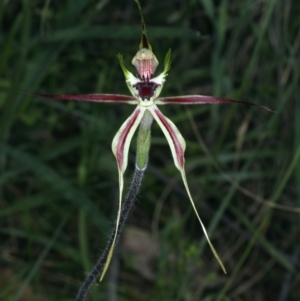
100,105,146,281
149,105,226,274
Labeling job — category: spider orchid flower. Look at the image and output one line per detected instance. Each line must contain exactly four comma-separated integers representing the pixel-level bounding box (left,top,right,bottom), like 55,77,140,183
36,0,274,282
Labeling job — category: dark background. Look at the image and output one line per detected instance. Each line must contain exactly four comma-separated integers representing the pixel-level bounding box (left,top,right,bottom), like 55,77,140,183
0,0,299,300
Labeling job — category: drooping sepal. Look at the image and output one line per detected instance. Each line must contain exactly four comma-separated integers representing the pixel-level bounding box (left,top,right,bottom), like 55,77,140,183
100,106,146,281
149,105,226,274
112,106,146,173
149,105,185,170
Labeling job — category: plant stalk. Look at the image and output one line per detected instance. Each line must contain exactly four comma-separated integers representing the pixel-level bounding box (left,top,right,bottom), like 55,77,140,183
75,110,153,301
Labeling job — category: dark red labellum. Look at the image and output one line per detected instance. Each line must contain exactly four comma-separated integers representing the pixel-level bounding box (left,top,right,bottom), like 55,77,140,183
133,81,158,100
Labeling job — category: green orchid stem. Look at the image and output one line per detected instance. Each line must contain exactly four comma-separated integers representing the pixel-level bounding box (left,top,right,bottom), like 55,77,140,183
136,110,153,170
75,116,152,301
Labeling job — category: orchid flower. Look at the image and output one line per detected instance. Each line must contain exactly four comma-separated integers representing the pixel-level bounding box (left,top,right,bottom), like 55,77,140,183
37,0,274,289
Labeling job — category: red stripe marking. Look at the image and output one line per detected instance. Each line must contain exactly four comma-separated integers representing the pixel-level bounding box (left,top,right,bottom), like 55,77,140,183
159,96,275,112
116,109,141,169
160,96,235,104
155,109,184,168
36,93,135,103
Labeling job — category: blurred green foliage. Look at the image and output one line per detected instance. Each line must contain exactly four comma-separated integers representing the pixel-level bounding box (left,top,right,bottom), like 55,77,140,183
0,0,299,300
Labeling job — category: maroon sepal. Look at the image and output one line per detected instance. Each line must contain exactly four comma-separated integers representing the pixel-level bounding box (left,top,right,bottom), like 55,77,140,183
158,95,275,113
34,92,137,104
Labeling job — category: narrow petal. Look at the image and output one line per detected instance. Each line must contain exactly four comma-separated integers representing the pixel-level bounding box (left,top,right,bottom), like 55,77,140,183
156,95,275,112
163,48,172,75
149,105,227,274
117,54,137,83
35,92,138,104
150,49,172,87
117,54,141,98
100,105,146,281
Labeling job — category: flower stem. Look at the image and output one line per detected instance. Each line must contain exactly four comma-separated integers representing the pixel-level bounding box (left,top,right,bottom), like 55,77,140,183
136,109,153,170
75,111,153,301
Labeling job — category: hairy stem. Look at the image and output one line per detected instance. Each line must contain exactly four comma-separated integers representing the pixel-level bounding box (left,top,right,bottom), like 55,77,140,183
75,168,145,301
75,111,153,301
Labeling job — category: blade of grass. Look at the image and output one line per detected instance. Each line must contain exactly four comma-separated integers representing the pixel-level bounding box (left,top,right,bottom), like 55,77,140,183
0,227,80,262
0,190,54,218
12,214,69,301
0,142,109,231
216,143,300,300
